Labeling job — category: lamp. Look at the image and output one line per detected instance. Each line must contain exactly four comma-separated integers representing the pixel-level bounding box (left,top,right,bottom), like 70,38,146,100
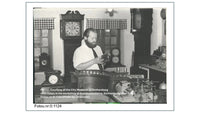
105,8,117,17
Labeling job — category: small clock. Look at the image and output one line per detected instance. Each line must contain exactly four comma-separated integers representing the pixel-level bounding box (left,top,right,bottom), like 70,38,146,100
42,70,63,86
48,75,59,84
109,48,124,67
112,48,120,56
112,56,119,63
39,53,50,71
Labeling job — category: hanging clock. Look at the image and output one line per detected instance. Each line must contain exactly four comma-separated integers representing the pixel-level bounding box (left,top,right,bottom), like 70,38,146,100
42,70,63,86
60,10,84,39
160,8,166,20
39,53,50,71
109,48,123,67
112,48,120,56
112,57,119,64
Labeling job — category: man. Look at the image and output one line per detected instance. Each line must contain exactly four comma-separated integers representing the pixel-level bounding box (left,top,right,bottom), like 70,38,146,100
73,28,104,70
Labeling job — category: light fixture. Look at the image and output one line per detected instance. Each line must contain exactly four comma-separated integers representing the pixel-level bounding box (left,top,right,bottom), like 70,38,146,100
105,29,110,32
105,8,117,17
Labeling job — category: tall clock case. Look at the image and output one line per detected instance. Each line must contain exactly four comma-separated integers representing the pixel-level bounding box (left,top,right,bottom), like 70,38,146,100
60,11,85,83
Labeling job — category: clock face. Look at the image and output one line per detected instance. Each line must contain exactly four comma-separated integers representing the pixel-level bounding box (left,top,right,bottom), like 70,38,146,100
112,49,120,56
65,22,80,36
41,60,47,66
48,75,58,84
112,57,119,63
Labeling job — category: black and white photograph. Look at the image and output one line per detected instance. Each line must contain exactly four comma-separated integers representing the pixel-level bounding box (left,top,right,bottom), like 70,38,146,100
4,0,200,113
26,2,174,111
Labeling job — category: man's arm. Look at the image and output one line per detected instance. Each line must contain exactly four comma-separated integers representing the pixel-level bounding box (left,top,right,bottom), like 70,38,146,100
75,57,104,70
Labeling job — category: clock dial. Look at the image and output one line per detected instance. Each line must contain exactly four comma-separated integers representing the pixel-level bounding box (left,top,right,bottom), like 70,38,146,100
65,22,80,36
112,49,120,56
112,57,119,63
41,60,47,65
48,75,58,84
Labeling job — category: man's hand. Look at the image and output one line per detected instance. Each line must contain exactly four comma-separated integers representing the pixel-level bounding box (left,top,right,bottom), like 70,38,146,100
75,57,104,70
93,57,104,65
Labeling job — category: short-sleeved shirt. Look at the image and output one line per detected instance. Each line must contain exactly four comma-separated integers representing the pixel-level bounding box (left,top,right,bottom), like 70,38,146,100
73,39,103,70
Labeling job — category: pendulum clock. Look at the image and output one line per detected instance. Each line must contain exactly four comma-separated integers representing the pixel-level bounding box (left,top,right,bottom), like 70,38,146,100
130,8,153,74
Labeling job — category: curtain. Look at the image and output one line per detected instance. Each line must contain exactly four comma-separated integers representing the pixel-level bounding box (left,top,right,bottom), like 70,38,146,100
86,18,127,30
34,18,55,30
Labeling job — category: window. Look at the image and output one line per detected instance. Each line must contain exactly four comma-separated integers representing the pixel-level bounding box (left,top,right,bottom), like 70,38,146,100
97,29,120,54
34,29,52,71
86,18,127,54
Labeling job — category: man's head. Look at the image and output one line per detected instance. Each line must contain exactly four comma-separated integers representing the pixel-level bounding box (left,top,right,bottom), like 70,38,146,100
83,28,98,48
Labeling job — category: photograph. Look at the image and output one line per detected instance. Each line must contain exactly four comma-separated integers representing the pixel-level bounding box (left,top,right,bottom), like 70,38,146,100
26,2,174,111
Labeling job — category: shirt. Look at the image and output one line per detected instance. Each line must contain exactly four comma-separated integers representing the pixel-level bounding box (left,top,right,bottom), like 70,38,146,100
73,39,103,70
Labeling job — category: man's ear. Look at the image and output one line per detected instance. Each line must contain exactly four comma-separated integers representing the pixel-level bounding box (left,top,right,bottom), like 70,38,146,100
84,36,87,40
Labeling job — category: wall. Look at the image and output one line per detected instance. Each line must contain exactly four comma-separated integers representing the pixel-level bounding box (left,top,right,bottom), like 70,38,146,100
33,8,163,75
151,8,163,55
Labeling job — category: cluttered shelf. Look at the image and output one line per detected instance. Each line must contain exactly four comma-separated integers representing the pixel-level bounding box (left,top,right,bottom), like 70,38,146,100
139,64,166,73
34,70,166,104
34,86,166,104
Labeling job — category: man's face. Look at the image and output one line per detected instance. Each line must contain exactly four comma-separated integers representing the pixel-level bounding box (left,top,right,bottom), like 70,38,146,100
85,31,97,48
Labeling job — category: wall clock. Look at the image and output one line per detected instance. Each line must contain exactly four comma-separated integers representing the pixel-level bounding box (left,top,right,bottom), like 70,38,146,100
112,57,119,64
110,48,123,67
160,8,166,20
39,53,50,71
112,48,120,56
60,10,84,39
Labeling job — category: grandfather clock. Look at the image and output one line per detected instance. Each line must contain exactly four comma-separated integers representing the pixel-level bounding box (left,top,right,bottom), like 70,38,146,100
60,10,84,83
130,8,153,74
